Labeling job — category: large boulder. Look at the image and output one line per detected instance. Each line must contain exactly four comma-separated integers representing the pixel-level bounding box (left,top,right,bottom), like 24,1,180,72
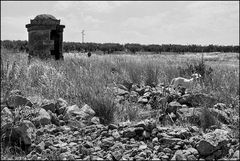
208,108,230,124
1,120,36,151
1,107,13,126
6,95,32,109
178,93,217,107
64,104,95,121
80,104,96,118
171,148,199,160
134,119,156,132
55,98,68,115
179,107,230,127
41,99,56,113
196,129,231,159
63,104,81,120
178,107,202,126
123,127,136,138
32,108,51,127
47,110,60,126
166,101,182,114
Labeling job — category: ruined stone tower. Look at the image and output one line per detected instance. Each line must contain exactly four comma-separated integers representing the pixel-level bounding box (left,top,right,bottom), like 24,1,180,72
26,14,65,60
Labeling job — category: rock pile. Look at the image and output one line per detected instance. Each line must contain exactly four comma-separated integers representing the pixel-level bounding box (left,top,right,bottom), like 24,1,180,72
1,88,239,161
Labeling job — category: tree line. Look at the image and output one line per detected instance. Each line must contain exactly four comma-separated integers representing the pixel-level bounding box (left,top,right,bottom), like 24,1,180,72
1,40,239,54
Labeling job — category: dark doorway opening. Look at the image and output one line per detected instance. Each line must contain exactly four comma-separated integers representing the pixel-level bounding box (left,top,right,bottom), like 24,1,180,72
50,30,60,60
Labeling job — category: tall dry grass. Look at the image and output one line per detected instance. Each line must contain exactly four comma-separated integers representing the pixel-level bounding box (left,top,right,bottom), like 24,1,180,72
1,49,239,125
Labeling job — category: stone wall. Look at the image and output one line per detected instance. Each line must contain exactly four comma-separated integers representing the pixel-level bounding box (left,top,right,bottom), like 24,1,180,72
28,30,54,59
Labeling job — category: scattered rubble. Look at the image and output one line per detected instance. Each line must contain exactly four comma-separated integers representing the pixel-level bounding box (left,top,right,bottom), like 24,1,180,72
1,87,238,160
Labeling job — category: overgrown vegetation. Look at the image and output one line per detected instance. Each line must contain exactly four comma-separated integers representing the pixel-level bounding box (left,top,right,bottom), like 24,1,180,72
1,49,239,126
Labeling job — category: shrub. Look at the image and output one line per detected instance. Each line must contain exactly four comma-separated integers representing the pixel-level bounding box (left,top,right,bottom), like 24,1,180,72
143,63,160,87
125,60,143,85
83,91,116,125
114,101,140,122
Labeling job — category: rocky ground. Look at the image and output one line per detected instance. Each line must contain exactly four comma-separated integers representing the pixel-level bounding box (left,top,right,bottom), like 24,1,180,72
1,84,239,160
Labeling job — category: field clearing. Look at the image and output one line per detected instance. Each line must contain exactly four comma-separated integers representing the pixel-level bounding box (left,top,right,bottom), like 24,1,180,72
1,49,239,160
64,51,239,68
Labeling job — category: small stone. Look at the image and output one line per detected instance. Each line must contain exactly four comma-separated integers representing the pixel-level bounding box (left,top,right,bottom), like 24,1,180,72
69,142,77,147
91,117,100,125
138,97,148,104
58,114,64,120
154,145,161,151
187,147,199,155
108,124,118,130
73,131,79,136
31,154,38,160
59,120,65,126
187,154,197,160
49,146,57,151
45,140,53,148
60,146,68,153
142,130,150,139
84,141,93,148
166,101,182,114
112,130,121,140
152,137,158,144
151,128,158,137
100,137,114,149
163,147,172,153
138,151,147,158
188,126,199,133
101,130,109,137
123,128,136,138
111,151,122,160
172,150,187,160
173,145,181,150
161,155,169,161
139,144,148,151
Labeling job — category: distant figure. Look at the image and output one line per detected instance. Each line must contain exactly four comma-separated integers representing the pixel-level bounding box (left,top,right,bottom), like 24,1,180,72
87,52,92,57
170,73,201,93
27,54,32,65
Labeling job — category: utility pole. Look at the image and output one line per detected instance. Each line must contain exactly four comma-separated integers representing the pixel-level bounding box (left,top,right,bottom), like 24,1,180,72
81,30,85,43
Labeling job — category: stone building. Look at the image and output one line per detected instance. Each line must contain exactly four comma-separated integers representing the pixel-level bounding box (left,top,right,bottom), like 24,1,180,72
26,14,65,60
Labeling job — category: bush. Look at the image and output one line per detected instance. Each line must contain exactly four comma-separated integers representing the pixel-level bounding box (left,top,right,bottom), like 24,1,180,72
143,63,160,87
115,101,140,122
83,91,116,125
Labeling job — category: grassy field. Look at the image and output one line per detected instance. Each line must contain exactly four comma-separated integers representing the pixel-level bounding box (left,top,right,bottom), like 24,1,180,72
1,49,239,124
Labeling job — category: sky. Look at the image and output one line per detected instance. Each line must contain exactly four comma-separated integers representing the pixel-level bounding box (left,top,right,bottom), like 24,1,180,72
1,1,239,45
